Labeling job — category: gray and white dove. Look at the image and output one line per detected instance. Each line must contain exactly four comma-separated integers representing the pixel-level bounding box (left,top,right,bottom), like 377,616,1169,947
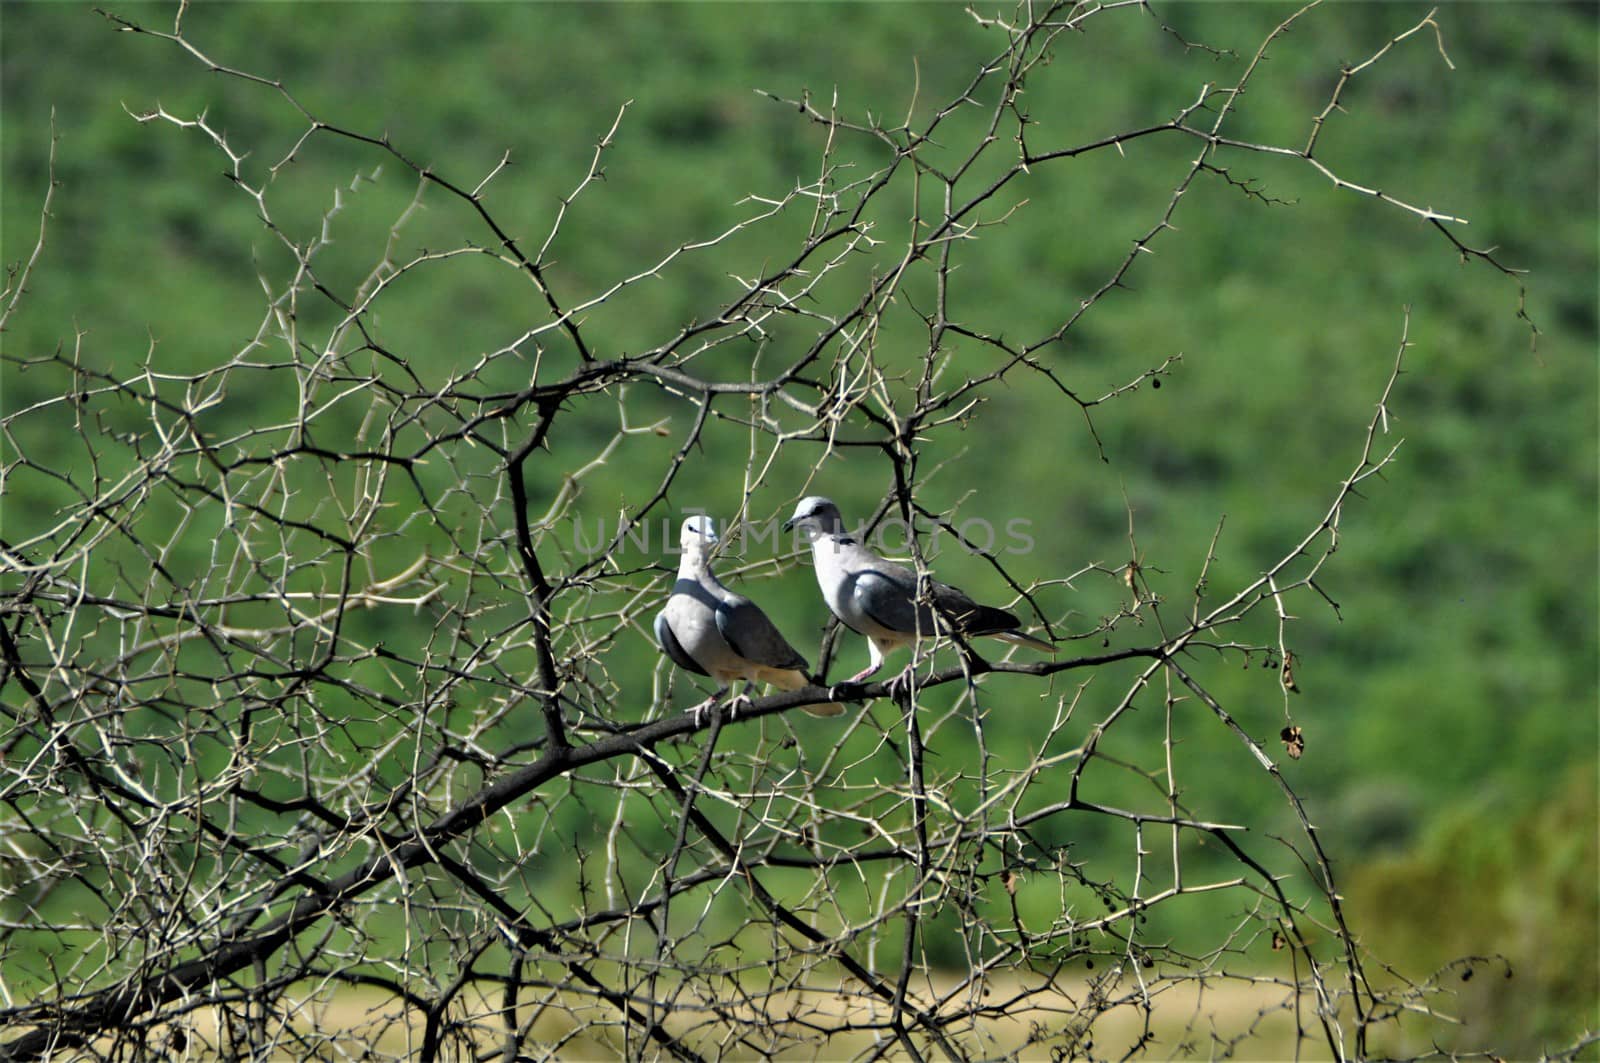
784,496,1054,683
655,514,842,717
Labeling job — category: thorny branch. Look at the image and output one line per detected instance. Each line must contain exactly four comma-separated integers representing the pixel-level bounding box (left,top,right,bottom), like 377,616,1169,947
0,2,1548,1060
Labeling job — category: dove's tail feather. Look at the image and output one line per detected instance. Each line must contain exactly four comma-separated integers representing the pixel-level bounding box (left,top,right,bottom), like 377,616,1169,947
762,667,846,717
763,668,810,691
956,604,1025,636
993,629,1056,654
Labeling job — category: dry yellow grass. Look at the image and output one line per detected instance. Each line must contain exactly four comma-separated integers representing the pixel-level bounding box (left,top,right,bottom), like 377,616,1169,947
133,971,1333,1060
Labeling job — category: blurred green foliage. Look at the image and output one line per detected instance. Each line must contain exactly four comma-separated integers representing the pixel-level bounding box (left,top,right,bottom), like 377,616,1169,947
1353,760,1600,1058
3,0,1595,1050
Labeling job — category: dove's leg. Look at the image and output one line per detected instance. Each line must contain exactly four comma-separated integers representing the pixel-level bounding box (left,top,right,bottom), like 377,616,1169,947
689,686,729,728
885,661,918,702
725,681,757,720
847,638,889,683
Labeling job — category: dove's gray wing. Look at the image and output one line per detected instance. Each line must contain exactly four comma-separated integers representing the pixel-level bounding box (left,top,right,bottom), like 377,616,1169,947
715,595,810,674
851,562,1021,637
848,565,921,635
655,608,710,677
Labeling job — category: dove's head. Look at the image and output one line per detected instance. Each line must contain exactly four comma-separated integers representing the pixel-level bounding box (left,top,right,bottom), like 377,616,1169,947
783,496,845,540
679,514,720,552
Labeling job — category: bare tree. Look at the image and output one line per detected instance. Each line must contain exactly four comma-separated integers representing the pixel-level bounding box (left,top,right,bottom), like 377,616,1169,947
0,3,1556,1060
